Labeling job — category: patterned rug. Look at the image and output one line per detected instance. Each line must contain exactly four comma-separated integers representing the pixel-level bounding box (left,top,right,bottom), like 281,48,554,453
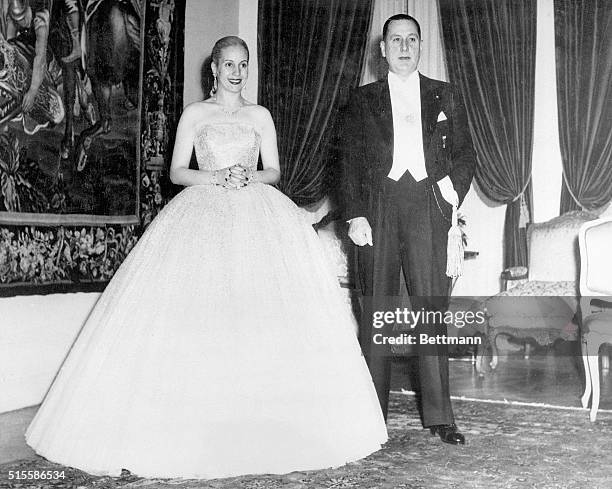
2,393,611,489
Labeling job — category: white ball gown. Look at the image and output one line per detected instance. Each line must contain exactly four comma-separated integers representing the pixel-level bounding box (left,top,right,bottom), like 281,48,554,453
25,122,388,479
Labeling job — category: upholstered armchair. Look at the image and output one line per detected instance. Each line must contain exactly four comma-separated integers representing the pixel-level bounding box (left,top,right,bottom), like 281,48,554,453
477,211,597,374
579,216,612,422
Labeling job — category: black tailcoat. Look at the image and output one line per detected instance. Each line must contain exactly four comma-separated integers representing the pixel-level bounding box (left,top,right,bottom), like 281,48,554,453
340,74,476,422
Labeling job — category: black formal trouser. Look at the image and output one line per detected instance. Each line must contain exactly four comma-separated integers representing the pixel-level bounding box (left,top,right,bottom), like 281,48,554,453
358,172,454,426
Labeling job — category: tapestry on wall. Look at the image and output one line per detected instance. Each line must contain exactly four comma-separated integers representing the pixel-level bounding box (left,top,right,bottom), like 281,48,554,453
0,0,184,294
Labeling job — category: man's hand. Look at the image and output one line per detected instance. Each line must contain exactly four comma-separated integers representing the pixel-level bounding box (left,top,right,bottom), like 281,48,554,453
348,217,373,246
437,176,459,207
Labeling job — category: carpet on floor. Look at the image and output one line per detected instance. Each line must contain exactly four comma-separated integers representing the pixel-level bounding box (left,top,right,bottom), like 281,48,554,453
1,393,611,489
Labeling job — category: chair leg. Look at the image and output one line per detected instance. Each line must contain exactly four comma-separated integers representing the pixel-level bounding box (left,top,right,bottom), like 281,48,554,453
581,339,592,409
475,334,488,377
602,352,610,373
490,333,500,370
586,336,603,422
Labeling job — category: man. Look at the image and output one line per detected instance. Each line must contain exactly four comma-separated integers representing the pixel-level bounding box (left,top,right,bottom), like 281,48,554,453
340,14,475,445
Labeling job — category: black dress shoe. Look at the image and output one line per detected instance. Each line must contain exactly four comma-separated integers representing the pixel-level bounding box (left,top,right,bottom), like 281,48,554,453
429,424,465,445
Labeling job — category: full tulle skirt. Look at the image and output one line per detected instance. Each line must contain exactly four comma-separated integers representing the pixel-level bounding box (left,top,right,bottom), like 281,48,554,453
26,183,387,479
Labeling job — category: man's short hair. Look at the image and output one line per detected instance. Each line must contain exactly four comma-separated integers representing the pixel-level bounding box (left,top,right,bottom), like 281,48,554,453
382,14,421,40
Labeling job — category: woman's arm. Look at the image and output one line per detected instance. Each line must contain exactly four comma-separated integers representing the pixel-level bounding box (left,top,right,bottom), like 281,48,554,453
169,105,221,187
251,107,281,185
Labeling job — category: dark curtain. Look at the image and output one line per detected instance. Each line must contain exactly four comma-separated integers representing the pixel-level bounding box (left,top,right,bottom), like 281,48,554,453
258,0,373,206
555,0,612,213
439,0,537,268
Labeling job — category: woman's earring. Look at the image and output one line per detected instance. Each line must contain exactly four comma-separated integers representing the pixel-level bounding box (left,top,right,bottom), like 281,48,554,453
210,73,218,97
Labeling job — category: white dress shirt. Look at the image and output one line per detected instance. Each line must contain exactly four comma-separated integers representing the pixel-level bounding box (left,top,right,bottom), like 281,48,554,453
387,71,427,182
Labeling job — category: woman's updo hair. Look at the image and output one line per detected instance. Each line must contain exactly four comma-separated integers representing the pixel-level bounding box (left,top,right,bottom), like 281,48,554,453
211,36,249,66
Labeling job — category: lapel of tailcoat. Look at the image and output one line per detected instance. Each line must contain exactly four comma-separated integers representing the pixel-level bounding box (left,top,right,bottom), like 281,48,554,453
369,78,394,176
420,74,445,176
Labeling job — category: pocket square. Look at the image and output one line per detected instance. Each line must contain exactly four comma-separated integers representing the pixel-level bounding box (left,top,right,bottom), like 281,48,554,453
437,111,447,122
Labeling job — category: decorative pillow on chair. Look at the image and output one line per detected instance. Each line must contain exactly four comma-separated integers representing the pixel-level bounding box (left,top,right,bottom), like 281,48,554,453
528,211,597,282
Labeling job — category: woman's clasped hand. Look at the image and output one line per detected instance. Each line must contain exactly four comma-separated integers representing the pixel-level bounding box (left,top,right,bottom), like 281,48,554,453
215,165,255,189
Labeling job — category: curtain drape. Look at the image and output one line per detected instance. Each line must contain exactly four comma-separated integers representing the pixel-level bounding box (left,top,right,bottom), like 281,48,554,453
439,0,537,268
555,0,612,213
258,0,373,206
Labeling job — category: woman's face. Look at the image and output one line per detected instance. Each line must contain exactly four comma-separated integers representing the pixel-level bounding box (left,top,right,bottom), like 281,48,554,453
213,45,249,94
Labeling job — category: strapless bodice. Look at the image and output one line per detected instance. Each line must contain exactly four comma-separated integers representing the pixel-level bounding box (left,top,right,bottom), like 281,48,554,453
194,122,261,171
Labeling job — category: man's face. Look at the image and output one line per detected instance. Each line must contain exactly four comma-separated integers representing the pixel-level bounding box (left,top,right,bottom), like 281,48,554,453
380,19,421,78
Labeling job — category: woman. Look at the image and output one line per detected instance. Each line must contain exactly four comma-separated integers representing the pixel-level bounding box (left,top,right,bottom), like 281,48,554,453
26,36,387,480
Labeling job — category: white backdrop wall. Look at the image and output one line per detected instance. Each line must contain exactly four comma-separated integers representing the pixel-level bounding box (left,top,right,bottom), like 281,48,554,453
183,0,258,106
183,0,239,105
531,0,564,223
0,293,101,413
238,0,259,103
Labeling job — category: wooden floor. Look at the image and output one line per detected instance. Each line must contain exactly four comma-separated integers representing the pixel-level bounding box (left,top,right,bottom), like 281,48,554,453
3,345,612,466
394,345,612,409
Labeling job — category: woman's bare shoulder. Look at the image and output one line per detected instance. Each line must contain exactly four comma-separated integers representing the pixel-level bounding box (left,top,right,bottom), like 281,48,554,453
243,103,274,125
181,100,217,118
